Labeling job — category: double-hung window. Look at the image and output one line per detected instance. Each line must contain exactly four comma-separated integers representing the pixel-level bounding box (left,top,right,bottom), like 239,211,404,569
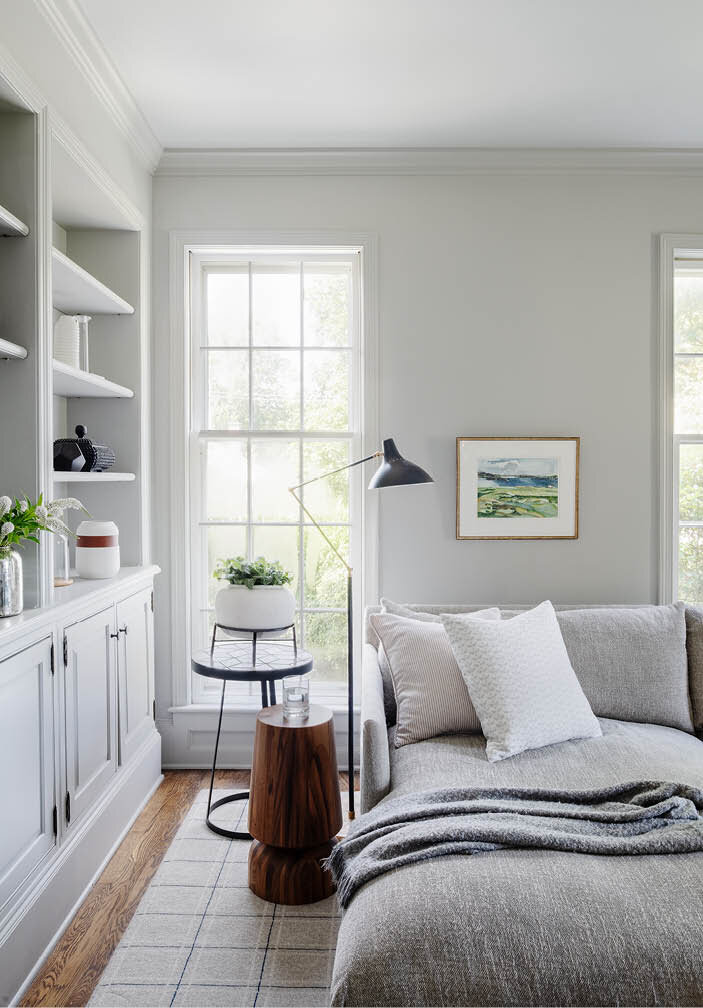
189,249,363,704
673,254,703,602
662,236,703,603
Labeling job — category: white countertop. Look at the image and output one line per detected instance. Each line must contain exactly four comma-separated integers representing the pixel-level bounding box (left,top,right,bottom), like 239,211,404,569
0,565,161,650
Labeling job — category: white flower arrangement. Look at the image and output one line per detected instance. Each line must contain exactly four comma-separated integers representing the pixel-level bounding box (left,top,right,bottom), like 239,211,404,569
0,494,87,550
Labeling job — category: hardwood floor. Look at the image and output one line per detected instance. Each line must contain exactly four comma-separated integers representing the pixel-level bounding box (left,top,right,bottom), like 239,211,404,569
21,769,357,1008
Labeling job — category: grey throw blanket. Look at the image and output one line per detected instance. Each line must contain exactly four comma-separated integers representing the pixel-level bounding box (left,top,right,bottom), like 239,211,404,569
326,781,703,907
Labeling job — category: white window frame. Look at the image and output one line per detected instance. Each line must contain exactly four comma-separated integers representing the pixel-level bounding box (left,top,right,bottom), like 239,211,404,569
658,234,703,603
167,230,379,713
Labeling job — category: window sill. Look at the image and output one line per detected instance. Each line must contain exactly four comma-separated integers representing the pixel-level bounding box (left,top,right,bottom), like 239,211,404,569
169,701,358,716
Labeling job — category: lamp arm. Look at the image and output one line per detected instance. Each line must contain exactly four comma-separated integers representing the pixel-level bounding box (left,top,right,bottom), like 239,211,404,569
289,487,352,575
289,448,382,823
288,450,382,576
289,450,381,493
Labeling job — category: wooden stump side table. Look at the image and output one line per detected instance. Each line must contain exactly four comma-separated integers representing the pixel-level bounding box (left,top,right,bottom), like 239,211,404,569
248,704,343,905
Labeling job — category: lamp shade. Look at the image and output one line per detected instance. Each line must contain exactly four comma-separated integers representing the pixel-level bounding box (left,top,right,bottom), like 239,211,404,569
368,438,434,489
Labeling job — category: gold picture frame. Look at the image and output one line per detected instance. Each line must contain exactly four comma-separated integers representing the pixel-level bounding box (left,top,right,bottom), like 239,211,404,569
456,436,580,540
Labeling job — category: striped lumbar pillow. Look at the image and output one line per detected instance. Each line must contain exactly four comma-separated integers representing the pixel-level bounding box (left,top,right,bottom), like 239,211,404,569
369,609,500,748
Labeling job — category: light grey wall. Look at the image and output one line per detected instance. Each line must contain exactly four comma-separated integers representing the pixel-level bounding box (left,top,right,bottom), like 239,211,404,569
154,170,703,620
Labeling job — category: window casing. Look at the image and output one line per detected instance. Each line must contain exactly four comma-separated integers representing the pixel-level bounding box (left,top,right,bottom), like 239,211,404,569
673,256,703,603
188,249,364,704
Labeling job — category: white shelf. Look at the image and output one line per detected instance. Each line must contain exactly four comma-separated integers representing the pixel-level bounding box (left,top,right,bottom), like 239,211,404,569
52,360,134,398
53,471,135,483
0,202,28,237
51,247,134,314
0,338,28,359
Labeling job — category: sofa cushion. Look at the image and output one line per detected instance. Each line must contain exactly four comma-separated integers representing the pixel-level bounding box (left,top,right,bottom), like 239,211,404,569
442,601,601,761
685,606,703,735
556,603,693,732
338,721,703,1007
369,609,500,747
380,597,442,622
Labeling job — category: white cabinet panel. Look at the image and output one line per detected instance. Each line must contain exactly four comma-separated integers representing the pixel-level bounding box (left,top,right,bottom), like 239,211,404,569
116,588,154,765
64,607,116,827
0,636,55,914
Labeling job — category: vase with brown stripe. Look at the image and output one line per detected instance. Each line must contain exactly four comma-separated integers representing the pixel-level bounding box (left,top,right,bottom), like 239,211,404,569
75,520,120,579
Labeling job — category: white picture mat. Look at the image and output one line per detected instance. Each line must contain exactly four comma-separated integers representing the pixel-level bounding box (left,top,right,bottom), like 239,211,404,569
457,438,578,538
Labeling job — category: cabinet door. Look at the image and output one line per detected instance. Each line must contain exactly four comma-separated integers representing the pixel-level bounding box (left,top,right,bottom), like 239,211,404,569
116,588,154,765
0,636,55,915
64,606,117,827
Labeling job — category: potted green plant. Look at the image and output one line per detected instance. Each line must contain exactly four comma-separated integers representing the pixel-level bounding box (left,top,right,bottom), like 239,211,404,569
0,494,86,617
213,555,295,630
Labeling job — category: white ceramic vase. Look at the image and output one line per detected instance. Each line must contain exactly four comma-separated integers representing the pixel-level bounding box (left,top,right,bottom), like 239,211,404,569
214,584,296,631
75,519,120,579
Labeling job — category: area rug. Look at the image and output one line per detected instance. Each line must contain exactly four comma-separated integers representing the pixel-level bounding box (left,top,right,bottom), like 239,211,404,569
89,789,355,1007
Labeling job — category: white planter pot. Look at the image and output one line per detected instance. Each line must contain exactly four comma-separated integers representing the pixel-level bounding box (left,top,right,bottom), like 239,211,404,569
215,584,296,631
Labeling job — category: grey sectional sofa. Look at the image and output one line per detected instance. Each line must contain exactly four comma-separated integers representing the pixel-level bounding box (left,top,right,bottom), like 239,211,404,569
330,603,703,1007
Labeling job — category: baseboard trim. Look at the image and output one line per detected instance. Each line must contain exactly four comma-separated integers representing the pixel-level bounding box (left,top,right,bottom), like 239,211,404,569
5,732,162,1006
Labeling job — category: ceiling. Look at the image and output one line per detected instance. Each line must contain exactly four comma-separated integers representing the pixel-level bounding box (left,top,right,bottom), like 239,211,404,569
79,0,703,149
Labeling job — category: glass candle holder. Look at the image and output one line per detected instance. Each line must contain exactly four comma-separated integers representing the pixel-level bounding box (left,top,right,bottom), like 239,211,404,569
282,675,310,721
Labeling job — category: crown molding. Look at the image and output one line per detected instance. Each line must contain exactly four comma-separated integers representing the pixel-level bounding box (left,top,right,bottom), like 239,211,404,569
156,146,703,178
34,0,162,173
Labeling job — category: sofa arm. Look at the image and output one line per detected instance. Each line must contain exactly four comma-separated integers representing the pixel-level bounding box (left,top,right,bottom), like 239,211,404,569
360,643,391,814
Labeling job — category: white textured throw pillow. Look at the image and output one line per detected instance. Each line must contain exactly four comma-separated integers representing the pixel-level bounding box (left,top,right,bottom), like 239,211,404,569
441,601,602,762
370,609,500,748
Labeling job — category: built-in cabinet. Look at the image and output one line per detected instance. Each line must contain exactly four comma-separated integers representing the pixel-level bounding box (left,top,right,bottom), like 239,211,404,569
0,636,55,918
64,606,118,828
116,587,155,765
0,568,160,1006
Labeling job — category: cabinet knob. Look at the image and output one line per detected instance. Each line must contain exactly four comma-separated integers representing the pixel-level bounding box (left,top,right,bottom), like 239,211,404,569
119,625,128,635
110,631,119,639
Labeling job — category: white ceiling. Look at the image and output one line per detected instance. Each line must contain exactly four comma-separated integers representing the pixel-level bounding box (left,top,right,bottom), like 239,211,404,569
79,0,703,149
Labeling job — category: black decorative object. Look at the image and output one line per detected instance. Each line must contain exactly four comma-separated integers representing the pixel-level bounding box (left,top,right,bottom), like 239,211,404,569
53,424,116,473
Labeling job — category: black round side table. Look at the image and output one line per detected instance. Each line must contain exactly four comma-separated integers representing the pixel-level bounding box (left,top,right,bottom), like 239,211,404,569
191,640,313,840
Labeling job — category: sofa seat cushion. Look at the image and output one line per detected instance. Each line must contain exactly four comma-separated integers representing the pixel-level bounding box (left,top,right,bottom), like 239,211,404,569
331,843,703,1006
333,722,703,1006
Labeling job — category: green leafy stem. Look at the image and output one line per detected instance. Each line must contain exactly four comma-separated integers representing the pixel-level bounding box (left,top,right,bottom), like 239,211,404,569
213,555,293,590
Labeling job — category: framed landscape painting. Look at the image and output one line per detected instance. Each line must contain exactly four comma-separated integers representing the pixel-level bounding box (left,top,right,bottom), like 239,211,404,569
456,437,579,540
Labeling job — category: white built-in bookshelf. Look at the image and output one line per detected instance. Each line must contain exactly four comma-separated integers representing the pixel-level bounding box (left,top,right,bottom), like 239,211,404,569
0,79,150,609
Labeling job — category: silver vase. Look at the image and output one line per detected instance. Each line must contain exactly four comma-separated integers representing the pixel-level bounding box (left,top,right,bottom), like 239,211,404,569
0,547,23,617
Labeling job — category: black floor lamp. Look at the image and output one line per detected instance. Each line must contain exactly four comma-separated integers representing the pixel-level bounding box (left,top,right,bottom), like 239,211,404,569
290,437,434,819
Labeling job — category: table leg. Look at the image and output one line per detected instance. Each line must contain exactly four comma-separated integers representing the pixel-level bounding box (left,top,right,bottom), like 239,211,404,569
268,679,277,705
206,678,252,840
260,681,268,707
